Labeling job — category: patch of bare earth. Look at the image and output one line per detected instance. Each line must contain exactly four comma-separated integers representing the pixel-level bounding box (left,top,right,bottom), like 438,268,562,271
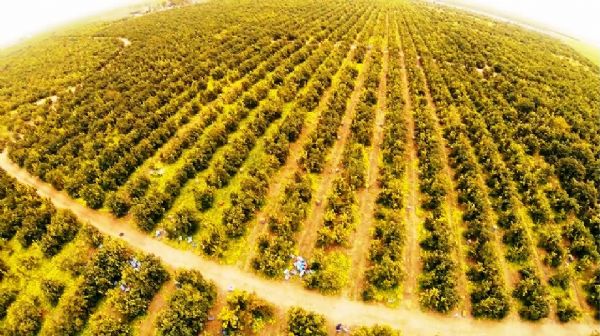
137,280,175,336
118,37,131,47
204,287,227,334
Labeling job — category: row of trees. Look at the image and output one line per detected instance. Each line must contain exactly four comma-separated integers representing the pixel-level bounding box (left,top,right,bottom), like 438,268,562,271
350,44,381,146
264,39,356,166
400,22,460,314
253,7,366,277
211,7,369,255
253,8,374,289
45,240,129,335
82,252,169,335
119,34,310,214
0,171,80,256
406,5,584,320
300,64,359,172
130,41,316,231
3,236,69,329
455,0,598,318
0,35,121,117
406,13,522,319
316,32,381,251
442,128,512,319
8,0,339,216
1,164,212,334
131,7,360,234
440,77,577,319
252,173,312,277
306,18,381,293
214,17,359,245
363,23,406,300
0,178,172,336
108,254,169,320
155,270,216,335
12,22,225,191
316,176,356,247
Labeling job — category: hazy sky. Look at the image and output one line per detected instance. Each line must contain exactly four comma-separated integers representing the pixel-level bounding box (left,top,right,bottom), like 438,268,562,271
0,0,145,47
0,0,599,49
447,0,600,48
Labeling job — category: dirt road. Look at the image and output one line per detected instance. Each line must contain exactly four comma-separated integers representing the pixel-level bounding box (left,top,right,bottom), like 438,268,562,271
137,280,175,335
347,17,390,300
0,150,596,336
396,21,421,308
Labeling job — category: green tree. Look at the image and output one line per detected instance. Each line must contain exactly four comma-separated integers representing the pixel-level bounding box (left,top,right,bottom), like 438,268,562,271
40,209,80,257
351,325,401,336
4,296,43,336
41,279,66,306
287,307,327,336
219,290,273,335
106,191,131,217
81,184,106,209
167,208,199,237
87,313,131,336
194,186,215,212
0,289,18,319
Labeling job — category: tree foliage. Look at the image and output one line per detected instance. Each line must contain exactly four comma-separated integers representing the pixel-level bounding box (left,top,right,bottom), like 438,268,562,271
155,270,216,335
287,307,327,336
219,290,273,335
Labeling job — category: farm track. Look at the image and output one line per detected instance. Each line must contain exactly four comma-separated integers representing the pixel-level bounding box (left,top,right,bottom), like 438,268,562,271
396,26,421,308
573,272,596,321
296,49,374,258
516,198,558,317
117,37,131,47
137,279,175,336
0,149,596,336
346,15,389,300
204,287,227,334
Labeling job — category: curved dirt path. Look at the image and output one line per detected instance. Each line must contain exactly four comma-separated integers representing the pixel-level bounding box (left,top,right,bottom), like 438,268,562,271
0,151,597,336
